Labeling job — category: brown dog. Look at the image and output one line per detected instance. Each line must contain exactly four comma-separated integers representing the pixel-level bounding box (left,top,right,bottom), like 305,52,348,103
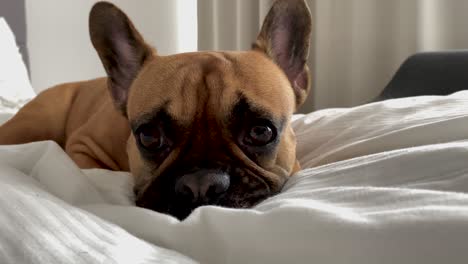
0,0,312,219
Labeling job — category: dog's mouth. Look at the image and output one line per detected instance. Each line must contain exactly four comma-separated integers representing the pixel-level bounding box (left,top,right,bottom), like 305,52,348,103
134,167,275,220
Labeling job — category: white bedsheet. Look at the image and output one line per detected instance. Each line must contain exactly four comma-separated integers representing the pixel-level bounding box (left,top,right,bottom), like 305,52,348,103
1,92,468,263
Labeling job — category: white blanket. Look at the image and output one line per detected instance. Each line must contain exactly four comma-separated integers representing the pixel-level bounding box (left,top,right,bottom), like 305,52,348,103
1,92,468,263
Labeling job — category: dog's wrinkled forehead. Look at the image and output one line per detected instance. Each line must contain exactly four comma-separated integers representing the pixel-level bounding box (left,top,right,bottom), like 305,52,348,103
126,51,295,123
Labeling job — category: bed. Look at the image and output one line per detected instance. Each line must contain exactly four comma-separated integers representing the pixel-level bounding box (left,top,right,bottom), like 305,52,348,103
2,2,468,264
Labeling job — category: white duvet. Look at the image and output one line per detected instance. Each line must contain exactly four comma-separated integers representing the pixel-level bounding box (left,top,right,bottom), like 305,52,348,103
1,92,468,263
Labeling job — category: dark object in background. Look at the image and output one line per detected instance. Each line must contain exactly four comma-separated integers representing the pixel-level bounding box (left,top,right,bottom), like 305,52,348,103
375,51,468,101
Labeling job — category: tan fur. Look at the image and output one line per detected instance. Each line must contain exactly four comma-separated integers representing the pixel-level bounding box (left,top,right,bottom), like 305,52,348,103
0,0,312,217
126,50,298,191
0,78,130,170
0,49,300,199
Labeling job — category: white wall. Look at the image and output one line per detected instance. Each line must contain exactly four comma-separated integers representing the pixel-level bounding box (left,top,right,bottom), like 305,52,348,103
26,0,197,92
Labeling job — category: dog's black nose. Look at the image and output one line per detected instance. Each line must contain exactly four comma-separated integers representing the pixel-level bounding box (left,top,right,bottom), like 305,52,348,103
175,170,230,203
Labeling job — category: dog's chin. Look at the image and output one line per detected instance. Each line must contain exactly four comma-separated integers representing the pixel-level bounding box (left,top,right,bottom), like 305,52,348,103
136,191,272,221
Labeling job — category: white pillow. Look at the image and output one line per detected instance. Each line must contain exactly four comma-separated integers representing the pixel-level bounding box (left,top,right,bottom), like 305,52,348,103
292,90,468,168
0,17,35,108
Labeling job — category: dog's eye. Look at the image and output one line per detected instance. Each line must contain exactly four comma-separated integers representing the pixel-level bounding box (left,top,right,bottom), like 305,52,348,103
244,125,275,146
138,126,164,150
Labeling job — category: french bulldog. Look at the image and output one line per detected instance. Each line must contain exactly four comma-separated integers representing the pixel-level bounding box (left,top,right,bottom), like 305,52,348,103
0,0,312,220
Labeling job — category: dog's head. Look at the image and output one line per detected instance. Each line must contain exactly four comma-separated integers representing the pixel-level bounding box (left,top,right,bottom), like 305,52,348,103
89,0,312,220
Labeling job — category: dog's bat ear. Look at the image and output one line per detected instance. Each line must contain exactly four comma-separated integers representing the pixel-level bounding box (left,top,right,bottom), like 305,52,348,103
89,1,154,116
253,0,312,109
